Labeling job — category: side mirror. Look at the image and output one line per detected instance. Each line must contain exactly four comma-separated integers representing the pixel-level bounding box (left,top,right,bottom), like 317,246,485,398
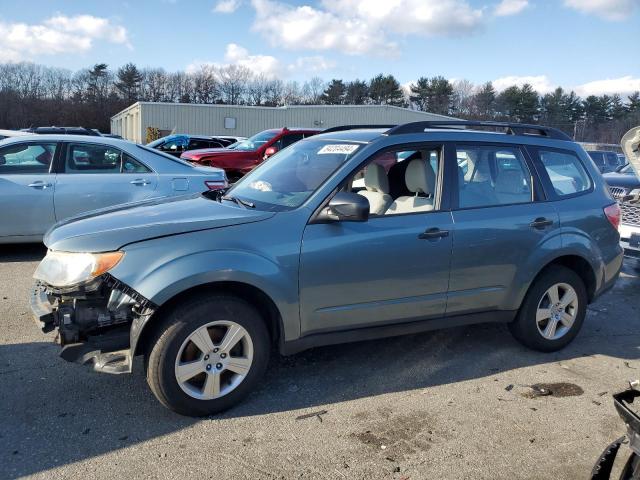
324,191,369,222
264,146,278,158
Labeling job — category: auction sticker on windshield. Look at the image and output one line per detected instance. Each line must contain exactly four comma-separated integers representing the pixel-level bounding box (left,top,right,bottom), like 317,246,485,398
317,144,359,155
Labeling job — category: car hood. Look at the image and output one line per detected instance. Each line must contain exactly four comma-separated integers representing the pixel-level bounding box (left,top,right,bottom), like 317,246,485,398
44,194,275,253
602,172,640,189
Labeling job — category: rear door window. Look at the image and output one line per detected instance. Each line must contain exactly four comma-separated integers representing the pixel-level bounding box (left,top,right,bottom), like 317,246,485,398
533,148,591,196
455,145,533,208
65,144,122,174
0,142,57,174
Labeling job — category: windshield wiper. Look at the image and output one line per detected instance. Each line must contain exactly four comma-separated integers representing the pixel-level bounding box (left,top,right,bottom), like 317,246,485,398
221,194,255,208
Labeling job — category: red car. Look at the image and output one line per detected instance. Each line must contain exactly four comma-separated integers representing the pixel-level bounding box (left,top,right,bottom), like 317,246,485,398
181,127,321,181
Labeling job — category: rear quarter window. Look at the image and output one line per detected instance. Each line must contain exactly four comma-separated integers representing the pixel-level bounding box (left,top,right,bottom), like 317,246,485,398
533,148,592,197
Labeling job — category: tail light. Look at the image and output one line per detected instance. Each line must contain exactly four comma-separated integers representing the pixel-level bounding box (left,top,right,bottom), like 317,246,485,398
205,180,227,191
604,203,621,230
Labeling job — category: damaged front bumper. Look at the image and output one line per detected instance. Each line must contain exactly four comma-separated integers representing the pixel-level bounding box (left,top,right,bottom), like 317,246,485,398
31,275,156,374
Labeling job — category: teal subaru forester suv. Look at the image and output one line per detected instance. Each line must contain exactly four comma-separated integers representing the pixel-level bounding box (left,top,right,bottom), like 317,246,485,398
31,121,623,416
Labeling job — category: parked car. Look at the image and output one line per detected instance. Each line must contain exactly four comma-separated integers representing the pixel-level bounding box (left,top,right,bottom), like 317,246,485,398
31,121,623,416
588,150,623,173
181,127,321,181
605,127,640,269
0,135,227,243
147,134,246,157
24,126,102,136
0,129,34,140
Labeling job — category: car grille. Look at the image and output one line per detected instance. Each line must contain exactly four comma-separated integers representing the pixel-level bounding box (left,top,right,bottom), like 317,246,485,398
621,202,640,227
609,186,627,200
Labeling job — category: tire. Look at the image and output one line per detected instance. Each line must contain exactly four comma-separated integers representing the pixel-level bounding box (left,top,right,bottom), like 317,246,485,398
145,294,270,416
508,265,587,352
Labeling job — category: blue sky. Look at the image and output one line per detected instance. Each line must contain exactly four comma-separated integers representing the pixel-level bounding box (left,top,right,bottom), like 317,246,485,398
1,0,639,96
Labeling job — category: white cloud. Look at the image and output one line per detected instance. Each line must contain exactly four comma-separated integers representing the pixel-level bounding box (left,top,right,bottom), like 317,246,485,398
493,75,557,93
564,0,638,21
213,0,242,13
0,15,129,61
287,55,335,74
494,0,529,16
250,0,483,56
188,43,334,79
492,74,640,97
575,76,640,96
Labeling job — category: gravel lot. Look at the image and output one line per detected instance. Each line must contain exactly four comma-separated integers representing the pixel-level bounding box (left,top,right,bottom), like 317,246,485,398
1,244,639,480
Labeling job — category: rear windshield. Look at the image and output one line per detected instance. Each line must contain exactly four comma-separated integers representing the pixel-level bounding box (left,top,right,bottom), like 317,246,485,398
227,138,362,211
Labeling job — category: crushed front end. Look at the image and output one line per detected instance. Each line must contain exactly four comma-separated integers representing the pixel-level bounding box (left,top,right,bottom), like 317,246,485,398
31,273,156,374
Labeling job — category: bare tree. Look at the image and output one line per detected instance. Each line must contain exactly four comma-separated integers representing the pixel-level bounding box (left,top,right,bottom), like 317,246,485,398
218,65,251,105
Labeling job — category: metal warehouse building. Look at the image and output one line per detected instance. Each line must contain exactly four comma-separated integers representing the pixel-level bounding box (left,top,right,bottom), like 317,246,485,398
110,102,455,143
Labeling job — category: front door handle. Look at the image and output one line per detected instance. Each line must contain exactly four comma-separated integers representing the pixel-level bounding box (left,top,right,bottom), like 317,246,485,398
130,178,150,186
418,227,449,240
28,181,52,189
529,217,554,229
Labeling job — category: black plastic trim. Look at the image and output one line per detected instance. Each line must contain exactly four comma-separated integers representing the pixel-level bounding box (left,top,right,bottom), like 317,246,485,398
280,310,516,355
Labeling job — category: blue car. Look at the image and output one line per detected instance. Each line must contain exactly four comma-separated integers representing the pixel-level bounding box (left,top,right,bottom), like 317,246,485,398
0,135,227,243
31,121,623,416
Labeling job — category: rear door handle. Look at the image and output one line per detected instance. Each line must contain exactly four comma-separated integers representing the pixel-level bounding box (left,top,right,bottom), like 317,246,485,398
28,181,52,189
130,178,150,186
418,227,449,240
529,217,554,229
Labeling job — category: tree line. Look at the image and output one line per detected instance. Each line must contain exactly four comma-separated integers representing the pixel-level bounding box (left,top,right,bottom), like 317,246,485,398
1,61,638,143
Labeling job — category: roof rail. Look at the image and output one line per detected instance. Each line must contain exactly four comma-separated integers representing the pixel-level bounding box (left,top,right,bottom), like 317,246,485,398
322,124,397,134
386,121,572,141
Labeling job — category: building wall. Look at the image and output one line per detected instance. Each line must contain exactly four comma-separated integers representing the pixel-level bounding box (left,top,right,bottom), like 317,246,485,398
110,102,454,142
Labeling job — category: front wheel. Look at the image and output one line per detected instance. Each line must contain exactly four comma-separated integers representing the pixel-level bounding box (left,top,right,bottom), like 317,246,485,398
145,294,270,416
509,265,587,352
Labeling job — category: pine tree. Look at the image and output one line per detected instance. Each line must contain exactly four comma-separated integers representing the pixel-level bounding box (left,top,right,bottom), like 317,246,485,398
368,74,405,107
115,63,143,103
320,79,346,105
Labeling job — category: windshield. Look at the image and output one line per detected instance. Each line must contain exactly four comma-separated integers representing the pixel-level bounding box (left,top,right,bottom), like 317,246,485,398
226,139,362,211
147,137,170,148
232,130,279,151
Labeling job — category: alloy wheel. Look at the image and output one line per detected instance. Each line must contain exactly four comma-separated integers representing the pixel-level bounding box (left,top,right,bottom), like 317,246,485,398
174,320,254,400
535,282,579,341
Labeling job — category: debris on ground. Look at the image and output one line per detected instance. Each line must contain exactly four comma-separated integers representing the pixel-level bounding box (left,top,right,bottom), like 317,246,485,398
295,410,328,422
521,382,584,399
624,362,636,370
505,384,514,392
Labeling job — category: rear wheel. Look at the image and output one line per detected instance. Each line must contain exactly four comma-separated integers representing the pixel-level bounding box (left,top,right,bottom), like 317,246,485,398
509,266,587,352
145,294,270,416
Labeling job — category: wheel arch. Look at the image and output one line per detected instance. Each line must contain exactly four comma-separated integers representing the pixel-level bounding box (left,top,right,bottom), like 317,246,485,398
527,254,598,304
134,281,284,359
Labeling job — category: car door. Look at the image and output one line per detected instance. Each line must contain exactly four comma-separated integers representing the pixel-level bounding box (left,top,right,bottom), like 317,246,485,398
0,141,58,238
53,142,159,220
447,143,560,316
298,144,453,334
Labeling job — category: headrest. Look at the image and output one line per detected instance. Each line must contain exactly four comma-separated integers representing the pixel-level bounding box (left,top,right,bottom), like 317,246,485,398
405,159,436,194
364,163,389,194
495,169,525,194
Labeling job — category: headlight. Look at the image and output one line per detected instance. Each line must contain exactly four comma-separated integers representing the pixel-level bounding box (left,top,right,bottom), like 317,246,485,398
34,251,124,288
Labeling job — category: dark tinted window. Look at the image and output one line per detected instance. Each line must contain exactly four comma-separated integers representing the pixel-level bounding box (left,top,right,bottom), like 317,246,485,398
281,133,305,148
606,152,618,166
588,151,605,166
0,142,56,174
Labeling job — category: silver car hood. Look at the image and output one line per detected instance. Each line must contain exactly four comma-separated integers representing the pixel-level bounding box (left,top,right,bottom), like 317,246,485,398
44,194,275,252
